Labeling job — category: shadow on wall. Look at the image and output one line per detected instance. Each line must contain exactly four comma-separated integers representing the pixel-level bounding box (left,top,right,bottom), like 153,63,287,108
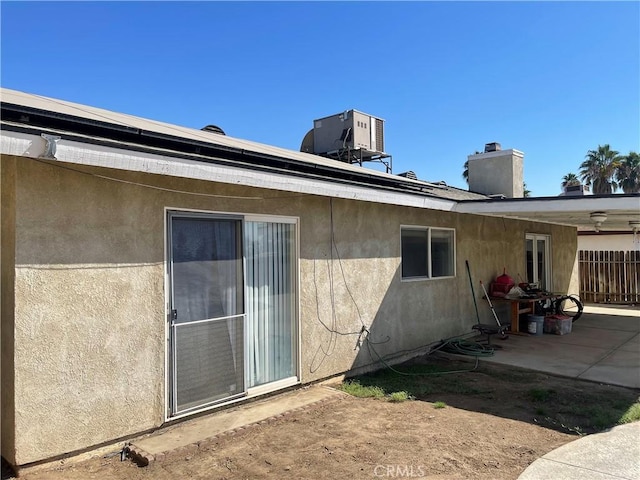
300,212,508,382
344,264,514,378
300,199,577,382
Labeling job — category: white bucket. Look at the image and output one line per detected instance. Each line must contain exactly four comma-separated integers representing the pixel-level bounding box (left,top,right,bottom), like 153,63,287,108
527,315,544,336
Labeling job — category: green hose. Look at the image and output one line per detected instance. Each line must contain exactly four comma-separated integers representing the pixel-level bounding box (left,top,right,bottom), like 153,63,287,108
438,338,496,357
365,334,494,377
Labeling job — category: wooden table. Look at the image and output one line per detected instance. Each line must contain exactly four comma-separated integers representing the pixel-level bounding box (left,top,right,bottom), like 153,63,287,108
488,295,560,333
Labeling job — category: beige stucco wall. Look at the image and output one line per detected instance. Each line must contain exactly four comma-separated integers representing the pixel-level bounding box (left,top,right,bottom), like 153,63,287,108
3,155,578,466
7,157,166,465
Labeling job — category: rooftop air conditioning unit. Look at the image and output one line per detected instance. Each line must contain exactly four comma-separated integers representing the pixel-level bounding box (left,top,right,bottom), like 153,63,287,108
310,110,385,157
397,171,417,180
562,184,592,196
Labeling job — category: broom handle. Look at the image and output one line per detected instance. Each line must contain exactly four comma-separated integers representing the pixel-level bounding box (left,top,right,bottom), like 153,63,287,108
480,280,503,327
465,260,481,324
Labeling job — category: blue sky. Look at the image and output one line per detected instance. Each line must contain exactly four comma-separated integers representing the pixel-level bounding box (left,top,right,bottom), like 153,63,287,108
2,1,638,197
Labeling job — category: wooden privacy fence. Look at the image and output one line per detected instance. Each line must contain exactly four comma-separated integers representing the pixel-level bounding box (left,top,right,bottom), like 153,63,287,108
579,250,640,304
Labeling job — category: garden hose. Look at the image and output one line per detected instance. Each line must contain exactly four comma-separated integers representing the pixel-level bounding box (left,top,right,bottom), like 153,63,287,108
438,338,496,357
365,333,494,377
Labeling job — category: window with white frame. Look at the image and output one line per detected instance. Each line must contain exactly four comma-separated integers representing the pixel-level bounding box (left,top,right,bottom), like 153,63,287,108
401,226,455,280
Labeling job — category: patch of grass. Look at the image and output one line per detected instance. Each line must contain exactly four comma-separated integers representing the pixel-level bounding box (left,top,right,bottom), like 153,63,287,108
433,401,447,409
591,409,615,430
342,355,639,435
529,388,555,402
348,363,489,400
388,391,411,403
564,404,617,427
340,381,413,403
619,402,640,424
340,381,385,398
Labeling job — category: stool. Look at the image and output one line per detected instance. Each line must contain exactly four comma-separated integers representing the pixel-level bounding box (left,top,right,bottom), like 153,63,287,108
472,323,509,347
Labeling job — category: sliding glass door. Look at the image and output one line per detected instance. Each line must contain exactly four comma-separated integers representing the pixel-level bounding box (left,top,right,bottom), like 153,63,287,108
168,212,297,416
169,214,245,414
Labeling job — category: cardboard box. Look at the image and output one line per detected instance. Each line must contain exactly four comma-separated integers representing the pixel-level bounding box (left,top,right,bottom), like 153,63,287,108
544,315,572,335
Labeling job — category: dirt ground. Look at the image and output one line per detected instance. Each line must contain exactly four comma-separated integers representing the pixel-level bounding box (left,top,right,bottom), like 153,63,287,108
5,356,639,480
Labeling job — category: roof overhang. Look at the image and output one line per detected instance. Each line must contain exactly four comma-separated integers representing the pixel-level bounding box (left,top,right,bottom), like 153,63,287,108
455,196,640,232
3,88,636,232
0,88,466,200
0,127,457,212
0,87,485,210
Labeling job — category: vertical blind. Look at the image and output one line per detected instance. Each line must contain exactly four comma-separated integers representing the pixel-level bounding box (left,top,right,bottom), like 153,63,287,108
245,221,295,388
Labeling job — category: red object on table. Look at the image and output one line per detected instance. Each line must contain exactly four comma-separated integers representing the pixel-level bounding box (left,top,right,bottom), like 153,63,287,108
491,268,515,296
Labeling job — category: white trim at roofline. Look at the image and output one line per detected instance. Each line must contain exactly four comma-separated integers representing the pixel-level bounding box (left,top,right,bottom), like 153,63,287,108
454,196,640,215
1,130,456,212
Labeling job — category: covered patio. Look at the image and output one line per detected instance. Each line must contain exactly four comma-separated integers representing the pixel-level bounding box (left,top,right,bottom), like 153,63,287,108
483,305,640,389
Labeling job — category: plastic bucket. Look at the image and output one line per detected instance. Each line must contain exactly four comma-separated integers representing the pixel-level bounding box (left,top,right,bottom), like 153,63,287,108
527,315,544,336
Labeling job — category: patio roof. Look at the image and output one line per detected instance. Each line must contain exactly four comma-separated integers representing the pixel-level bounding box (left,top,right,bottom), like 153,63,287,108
456,194,640,233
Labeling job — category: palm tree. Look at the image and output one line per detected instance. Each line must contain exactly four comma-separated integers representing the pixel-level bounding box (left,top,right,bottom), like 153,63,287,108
615,151,640,193
523,182,531,197
462,152,481,185
561,173,581,190
579,144,622,194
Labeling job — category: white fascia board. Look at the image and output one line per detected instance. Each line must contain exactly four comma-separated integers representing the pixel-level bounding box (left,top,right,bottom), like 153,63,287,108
1,129,456,212
454,196,640,215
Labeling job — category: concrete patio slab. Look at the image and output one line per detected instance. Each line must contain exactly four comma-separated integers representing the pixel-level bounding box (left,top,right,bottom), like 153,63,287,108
518,422,640,480
485,336,612,378
618,333,640,352
126,385,345,466
484,305,640,389
547,326,638,349
579,349,640,388
579,317,640,332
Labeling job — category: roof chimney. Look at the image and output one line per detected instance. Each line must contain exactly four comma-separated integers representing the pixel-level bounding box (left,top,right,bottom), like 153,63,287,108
468,145,524,198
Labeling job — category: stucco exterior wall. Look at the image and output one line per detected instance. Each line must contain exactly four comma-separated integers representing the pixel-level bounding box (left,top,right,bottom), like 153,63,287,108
4,156,578,466
9,158,166,465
